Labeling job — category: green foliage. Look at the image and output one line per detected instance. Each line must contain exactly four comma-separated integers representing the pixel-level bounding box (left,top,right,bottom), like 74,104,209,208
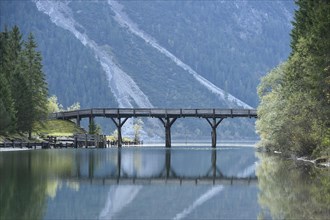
133,119,143,143
0,26,48,137
22,33,48,119
88,120,101,135
47,95,63,113
47,95,80,113
257,0,330,157
0,69,16,133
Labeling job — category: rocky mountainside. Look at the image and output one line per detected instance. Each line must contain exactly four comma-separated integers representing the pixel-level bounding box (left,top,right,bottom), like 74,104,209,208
0,0,295,139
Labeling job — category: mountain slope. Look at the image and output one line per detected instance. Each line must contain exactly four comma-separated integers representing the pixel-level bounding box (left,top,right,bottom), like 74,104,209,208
118,0,294,107
0,0,295,139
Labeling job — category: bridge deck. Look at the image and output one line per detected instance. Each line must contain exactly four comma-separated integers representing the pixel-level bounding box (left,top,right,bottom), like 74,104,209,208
51,108,257,120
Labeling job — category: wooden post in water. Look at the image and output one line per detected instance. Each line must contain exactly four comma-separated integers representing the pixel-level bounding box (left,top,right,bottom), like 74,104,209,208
95,135,98,148
85,134,88,148
111,117,129,148
117,149,122,182
74,136,78,148
206,118,224,148
89,116,95,134
76,114,81,127
159,117,177,148
212,149,217,181
165,149,171,178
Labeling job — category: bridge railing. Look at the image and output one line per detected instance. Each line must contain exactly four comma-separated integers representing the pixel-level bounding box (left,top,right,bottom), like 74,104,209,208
50,108,258,120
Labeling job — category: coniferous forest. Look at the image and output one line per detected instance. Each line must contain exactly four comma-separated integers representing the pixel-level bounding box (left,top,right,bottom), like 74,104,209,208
256,0,330,157
0,26,48,137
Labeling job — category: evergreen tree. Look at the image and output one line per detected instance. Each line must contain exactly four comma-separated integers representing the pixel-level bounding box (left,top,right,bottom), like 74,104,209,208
0,71,16,133
0,26,49,137
88,120,101,135
21,33,48,137
0,27,16,133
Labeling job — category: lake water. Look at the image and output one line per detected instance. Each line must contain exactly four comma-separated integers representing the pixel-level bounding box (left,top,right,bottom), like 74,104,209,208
0,145,329,219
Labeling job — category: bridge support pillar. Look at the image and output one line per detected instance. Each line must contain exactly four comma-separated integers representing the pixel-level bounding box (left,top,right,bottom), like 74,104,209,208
206,118,224,148
159,117,177,148
165,149,171,178
88,116,95,134
111,118,129,147
76,115,81,127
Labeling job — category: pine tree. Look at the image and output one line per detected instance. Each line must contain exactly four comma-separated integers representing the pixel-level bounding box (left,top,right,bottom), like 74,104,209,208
0,26,48,137
0,27,17,133
0,71,16,133
21,33,48,137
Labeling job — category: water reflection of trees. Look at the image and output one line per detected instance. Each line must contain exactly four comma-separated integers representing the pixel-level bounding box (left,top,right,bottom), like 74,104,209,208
256,153,330,220
0,151,75,220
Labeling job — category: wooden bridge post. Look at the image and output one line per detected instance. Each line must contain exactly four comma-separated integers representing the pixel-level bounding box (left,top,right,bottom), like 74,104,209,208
88,116,94,134
159,117,177,148
212,149,217,179
118,120,123,147
111,117,129,147
76,114,81,127
206,118,224,148
165,149,171,178
74,136,78,148
117,149,122,181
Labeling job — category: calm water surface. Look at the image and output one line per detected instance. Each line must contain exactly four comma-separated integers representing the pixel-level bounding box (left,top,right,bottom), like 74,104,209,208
0,145,329,219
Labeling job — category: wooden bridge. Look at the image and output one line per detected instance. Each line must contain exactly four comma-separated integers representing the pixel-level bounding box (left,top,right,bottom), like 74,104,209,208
50,108,257,148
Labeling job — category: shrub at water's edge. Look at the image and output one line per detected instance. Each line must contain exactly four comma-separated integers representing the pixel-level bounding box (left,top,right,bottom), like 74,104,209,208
256,0,330,158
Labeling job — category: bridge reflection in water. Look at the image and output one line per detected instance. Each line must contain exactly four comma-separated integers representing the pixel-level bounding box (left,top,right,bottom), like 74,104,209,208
67,148,257,186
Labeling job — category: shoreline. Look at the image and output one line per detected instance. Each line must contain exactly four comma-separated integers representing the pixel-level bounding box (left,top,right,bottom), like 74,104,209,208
0,147,32,152
0,141,257,152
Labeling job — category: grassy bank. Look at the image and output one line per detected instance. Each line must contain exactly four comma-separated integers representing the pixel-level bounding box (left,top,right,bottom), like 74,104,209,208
0,119,86,143
33,119,85,137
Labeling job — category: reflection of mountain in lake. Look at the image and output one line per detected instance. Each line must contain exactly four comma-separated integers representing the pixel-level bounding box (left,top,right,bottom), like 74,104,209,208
0,147,262,219
2,147,329,219
43,147,260,219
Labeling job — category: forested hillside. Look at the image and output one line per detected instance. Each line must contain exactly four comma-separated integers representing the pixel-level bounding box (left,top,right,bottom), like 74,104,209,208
119,1,294,107
0,0,295,139
256,0,330,157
